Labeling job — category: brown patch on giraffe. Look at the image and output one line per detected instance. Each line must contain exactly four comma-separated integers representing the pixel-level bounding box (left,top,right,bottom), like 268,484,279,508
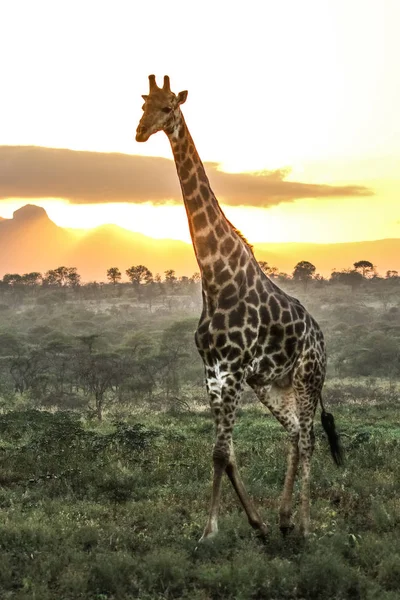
216,268,232,286
192,211,208,230
183,174,197,195
221,236,235,255
246,290,260,307
247,306,259,328
206,231,219,255
269,295,281,321
196,236,212,259
197,168,208,184
200,184,210,200
229,330,245,348
212,312,226,329
228,303,246,328
183,157,193,171
214,222,226,238
206,205,218,221
285,336,298,356
246,262,256,286
259,304,270,323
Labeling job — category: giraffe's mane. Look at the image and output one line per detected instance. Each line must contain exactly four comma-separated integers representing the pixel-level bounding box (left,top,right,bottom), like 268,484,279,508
215,201,254,254
226,218,254,255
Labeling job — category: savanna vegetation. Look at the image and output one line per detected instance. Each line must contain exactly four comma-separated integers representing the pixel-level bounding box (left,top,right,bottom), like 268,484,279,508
0,259,399,599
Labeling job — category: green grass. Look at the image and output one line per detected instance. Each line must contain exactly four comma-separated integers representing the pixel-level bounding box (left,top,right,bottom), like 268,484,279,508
0,401,400,599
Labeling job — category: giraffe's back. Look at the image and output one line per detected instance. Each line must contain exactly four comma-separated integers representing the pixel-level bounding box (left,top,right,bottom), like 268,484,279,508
195,268,326,390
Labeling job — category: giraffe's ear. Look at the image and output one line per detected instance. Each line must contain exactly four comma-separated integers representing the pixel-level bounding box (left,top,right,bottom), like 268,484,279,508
142,95,149,101
176,90,188,105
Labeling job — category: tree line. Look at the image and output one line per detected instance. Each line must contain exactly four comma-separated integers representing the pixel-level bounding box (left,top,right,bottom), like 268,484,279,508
1,259,398,291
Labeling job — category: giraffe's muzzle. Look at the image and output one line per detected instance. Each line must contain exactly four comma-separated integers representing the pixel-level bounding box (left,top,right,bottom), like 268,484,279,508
135,126,150,142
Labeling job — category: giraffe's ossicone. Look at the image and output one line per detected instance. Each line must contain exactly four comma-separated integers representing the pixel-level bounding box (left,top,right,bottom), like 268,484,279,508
135,74,343,541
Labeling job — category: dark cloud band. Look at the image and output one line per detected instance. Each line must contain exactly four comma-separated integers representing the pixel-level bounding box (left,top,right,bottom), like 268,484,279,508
0,146,372,207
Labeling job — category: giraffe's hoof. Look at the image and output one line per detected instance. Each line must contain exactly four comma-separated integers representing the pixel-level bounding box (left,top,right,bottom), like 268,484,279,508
299,527,310,539
280,523,295,537
198,529,218,544
255,522,269,544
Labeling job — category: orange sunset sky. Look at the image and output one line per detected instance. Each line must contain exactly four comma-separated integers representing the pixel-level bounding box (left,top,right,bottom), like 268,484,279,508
1,1,399,254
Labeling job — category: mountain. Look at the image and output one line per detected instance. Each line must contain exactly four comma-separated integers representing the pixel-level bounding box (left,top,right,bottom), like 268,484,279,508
0,205,399,279
0,205,197,280
0,205,72,274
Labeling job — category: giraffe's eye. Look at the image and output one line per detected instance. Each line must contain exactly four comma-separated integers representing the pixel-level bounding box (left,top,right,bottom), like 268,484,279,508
161,107,172,114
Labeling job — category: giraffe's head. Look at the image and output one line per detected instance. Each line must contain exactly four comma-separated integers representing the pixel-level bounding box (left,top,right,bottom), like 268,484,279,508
135,75,188,142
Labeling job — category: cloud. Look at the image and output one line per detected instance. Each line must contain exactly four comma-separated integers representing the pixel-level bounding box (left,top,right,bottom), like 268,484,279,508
0,145,372,208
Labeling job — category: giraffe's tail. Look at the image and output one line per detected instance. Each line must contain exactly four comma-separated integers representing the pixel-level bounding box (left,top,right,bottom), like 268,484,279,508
320,397,344,466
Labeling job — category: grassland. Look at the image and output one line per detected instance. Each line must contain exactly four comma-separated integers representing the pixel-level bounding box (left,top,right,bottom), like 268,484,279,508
1,386,400,599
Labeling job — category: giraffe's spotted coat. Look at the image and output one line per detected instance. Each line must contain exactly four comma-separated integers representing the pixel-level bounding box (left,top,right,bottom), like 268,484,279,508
135,74,340,541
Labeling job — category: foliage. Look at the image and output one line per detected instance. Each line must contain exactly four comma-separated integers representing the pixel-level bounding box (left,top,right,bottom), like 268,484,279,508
0,398,399,598
292,260,316,289
0,264,399,597
331,269,363,291
354,260,375,278
126,264,153,286
106,267,122,285
43,266,81,287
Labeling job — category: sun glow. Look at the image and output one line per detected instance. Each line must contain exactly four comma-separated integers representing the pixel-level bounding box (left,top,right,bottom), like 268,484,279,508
2,189,399,247
0,0,399,251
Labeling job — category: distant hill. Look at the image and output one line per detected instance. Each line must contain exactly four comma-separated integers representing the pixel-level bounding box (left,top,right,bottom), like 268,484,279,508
0,205,197,280
0,205,398,280
0,204,72,274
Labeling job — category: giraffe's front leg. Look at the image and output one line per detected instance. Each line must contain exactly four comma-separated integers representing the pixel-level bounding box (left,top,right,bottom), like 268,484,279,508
200,369,267,542
199,373,225,541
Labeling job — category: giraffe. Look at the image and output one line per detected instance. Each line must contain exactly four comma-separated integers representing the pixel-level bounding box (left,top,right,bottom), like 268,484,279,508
135,75,342,540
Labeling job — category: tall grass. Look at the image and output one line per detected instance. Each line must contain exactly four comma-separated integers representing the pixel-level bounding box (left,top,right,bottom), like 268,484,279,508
0,393,399,599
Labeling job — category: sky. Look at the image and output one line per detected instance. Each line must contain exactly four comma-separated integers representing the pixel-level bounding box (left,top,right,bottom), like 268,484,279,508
1,0,399,245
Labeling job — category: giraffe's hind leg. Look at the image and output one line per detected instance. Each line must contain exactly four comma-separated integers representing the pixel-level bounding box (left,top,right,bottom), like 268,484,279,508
279,432,299,535
251,382,300,534
296,395,318,537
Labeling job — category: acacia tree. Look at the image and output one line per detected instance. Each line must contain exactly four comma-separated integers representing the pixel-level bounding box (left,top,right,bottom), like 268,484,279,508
386,270,399,279
76,350,125,421
292,261,316,290
67,268,81,288
43,266,81,287
126,265,153,286
2,274,22,287
21,272,42,286
354,260,374,278
106,267,122,286
164,269,177,286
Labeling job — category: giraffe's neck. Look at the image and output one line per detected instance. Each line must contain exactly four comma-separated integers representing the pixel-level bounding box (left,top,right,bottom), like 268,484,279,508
167,116,253,284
